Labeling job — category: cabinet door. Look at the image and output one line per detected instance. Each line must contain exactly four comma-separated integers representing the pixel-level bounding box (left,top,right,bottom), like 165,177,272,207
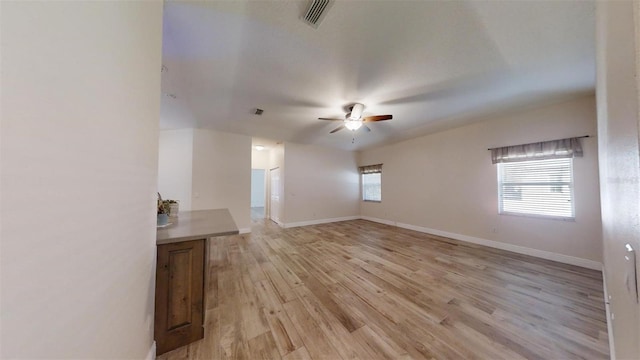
155,239,205,355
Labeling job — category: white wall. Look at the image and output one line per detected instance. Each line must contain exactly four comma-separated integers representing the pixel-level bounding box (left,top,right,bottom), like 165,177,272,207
158,129,193,211
359,96,602,265
157,129,252,231
191,129,252,231
252,148,270,169
0,1,162,358
251,169,266,207
596,1,640,358
283,143,360,225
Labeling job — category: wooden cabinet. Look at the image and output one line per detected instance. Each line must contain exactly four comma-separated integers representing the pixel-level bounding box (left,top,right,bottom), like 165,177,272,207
154,239,205,355
155,209,239,355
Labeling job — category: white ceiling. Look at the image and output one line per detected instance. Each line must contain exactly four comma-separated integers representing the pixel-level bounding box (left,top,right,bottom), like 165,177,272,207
161,0,595,151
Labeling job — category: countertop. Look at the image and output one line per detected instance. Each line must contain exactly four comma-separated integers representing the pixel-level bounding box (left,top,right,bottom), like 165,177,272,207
156,209,239,245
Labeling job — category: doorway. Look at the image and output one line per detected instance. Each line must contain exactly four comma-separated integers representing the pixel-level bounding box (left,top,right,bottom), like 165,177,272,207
269,167,281,224
250,169,266,220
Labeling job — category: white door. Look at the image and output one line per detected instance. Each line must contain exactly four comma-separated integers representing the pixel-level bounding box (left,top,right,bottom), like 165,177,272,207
269,167,280,224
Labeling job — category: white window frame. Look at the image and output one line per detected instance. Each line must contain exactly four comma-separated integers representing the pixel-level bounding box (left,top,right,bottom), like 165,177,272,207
497,158,575,220
362,172,382,202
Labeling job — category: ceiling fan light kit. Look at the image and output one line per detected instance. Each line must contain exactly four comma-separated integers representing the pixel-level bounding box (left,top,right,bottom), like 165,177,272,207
344,119,363,131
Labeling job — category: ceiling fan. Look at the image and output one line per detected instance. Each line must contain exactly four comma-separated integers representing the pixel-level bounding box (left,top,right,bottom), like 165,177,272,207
319,103,393,133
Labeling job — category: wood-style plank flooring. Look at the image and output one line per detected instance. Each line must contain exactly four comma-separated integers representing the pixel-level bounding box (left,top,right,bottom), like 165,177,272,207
158,219,609,360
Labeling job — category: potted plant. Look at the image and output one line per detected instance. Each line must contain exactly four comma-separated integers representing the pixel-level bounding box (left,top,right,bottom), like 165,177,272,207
157,193,169,226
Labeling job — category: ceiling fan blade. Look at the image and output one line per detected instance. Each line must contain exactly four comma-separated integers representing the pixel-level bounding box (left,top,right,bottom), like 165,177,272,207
318,117,343,121
330,125,345,134
363,115,393,122
363,125,371,132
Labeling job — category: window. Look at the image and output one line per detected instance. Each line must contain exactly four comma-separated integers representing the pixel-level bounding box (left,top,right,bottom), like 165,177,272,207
362,172,381,202
359,163,382,202
498,158,574,219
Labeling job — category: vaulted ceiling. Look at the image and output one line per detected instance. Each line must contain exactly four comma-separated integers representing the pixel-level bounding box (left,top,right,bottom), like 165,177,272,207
161,0,595,150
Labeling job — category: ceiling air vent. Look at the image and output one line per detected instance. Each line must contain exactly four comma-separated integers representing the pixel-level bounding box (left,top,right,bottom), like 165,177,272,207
302,0,333,28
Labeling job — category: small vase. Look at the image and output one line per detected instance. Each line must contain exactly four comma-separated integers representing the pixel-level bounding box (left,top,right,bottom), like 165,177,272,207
168,203,179,217
157,213,169,226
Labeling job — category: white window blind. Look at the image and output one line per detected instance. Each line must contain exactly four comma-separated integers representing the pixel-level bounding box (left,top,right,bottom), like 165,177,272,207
498,158,574,219
359,164,382,202
362,173,381,201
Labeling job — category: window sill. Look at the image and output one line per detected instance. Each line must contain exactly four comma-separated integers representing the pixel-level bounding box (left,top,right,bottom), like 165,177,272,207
363,200,381,203
499,212,575,222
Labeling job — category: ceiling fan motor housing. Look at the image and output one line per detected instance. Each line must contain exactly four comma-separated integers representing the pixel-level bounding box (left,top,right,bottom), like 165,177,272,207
349,103,364,120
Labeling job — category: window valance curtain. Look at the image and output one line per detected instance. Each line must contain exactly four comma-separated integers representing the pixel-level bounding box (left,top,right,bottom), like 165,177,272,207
358,164,382,174
490,137,584,164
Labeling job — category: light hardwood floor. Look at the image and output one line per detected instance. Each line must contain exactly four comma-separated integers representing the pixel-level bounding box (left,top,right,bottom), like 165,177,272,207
158,219,609,360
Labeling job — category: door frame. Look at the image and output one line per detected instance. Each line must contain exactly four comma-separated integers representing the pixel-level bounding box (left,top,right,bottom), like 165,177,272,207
268,167,281,225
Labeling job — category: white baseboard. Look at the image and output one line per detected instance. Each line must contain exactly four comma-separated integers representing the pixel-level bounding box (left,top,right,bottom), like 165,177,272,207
602,267,616,360
361,216,396,226
239,227,251,234
283,215,360,229
361,216,602,270
146,341,156,360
